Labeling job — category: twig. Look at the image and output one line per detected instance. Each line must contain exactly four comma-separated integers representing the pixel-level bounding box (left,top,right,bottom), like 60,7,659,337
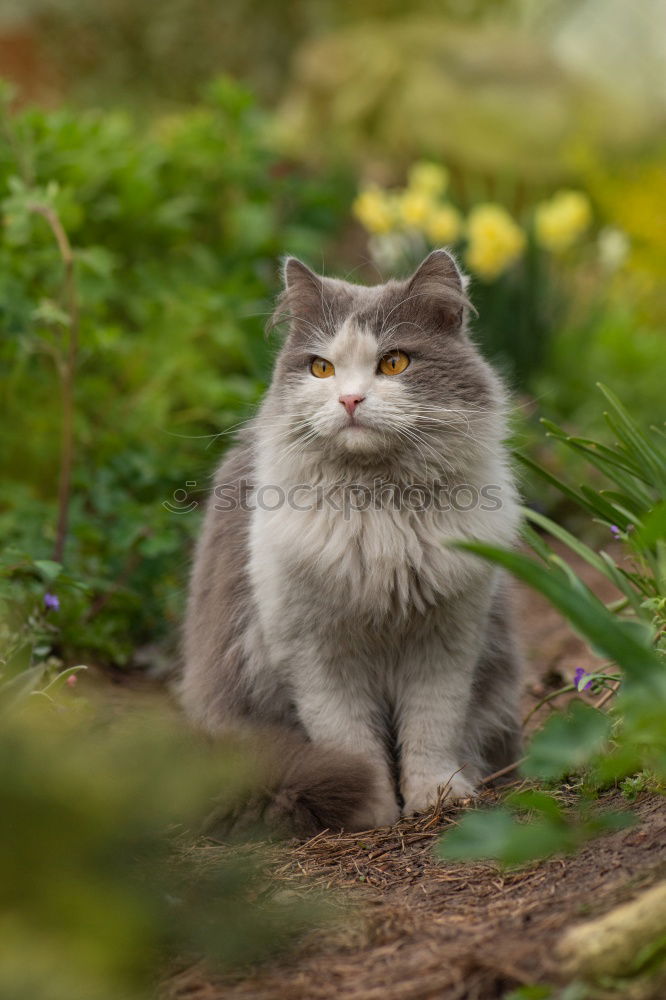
480,757,527,786
28,202,79,564
595,681,621,711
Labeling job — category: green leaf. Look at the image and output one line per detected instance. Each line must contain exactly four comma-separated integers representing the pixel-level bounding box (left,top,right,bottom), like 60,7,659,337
523,508,640,610
636,501,666,549
439,808,570,866
524,702,611,780
558,439,654,504
564,435,649,482
540,419,654,504
0,664,47,712
33,560,63,583
452,542,665,688
506,789,564,821
598,383,666,491
579,485,634,528
437,808,516,860
515,451,595,517
520,522,555,566
32,299,71,328
592,743,644,784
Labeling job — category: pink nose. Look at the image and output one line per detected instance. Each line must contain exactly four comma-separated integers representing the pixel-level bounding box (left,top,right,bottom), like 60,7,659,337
339,394,365,416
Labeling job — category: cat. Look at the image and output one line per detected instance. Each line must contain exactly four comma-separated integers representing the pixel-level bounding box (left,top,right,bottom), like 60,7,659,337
181,249,523,835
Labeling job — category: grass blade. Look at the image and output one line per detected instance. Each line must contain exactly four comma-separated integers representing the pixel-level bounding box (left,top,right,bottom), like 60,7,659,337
452,541,664,689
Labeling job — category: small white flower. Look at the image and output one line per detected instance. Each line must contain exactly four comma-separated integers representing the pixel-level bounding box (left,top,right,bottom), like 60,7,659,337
597,226,630,272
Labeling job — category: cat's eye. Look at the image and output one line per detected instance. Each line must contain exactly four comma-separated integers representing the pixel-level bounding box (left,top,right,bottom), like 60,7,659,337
310,357,335,378
379,350,410,376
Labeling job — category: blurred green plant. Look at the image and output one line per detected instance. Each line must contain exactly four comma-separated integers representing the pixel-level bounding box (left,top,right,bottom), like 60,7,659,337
439,384,666,866
0,547,88,711
533,308,665,436
0,697,318,1000
353,162,594,384
0,78,352,667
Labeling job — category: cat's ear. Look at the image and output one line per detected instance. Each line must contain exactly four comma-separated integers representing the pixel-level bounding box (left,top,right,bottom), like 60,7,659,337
282,256,321,292
407,249,472,333
271,257,328,334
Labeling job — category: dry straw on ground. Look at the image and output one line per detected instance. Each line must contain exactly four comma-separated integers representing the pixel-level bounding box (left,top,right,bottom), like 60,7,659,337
159,551,666,1000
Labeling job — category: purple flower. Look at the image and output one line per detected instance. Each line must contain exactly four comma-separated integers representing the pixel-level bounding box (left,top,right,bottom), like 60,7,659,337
44,592,60,611
574,667,593,691
610,525,621,539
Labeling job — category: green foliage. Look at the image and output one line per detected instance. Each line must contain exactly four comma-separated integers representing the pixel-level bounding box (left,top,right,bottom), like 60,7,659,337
441,794,633,868
524,702,611,781
0,700,319,1000
466,234,562,387
503,987,553,1000
440,385,666,867
620,771,664,801
0,548,90,703
534,308,666,436
0,79,352,666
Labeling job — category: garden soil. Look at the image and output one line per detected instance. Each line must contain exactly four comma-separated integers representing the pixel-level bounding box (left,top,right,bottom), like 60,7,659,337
105,547,665,1000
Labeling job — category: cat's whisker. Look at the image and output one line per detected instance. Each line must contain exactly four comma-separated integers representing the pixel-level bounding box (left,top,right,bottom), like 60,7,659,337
275,427,322,465
390,423,455,479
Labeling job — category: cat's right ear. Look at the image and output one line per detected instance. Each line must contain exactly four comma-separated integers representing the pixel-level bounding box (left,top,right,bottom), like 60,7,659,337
282,256,321,292
270,257,326,335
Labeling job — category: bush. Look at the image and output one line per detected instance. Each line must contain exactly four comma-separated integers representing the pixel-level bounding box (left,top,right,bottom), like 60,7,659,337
0,78,353,667
0,694,318,1000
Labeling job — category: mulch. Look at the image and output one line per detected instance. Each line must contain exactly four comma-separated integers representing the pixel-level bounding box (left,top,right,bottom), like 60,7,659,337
165,792,665,1000
162,548,666,1000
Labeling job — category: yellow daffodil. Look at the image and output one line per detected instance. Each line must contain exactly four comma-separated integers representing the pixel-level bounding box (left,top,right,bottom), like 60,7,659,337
534,190,592,252
425,204,462,245
397,189,435,229
407,161,448,198
465,204,526,281
352,185,396,235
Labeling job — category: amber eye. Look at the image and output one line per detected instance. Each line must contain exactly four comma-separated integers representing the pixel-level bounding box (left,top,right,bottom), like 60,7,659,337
379,350,410,376
310,357,335,378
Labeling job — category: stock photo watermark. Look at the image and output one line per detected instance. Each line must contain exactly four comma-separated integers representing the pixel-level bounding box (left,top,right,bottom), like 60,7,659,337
164,479,504,520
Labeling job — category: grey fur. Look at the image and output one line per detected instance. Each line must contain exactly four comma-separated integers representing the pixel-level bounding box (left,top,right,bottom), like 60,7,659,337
181,249,523,832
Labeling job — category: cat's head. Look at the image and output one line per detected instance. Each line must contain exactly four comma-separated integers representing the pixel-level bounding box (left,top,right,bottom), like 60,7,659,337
267,250,506,471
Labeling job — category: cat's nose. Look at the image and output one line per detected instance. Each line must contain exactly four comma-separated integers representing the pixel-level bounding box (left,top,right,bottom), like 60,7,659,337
339,394,365,416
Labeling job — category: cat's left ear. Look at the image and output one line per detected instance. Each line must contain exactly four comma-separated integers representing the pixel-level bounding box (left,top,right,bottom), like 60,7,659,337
407,249,472,333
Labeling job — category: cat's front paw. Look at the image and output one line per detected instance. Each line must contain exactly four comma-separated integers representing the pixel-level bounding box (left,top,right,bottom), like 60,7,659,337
402,769,476,816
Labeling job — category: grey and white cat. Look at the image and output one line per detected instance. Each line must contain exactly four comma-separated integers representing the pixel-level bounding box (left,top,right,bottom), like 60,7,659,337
181,249,523,835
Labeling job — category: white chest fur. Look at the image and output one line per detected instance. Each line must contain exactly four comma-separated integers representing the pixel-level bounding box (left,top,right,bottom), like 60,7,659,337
248,451,520,627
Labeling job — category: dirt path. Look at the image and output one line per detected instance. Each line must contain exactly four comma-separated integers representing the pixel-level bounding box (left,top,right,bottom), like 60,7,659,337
160,553,665,1000
170,795,664,999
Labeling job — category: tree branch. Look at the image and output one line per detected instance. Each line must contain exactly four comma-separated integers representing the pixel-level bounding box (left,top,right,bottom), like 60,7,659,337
29,203,79,564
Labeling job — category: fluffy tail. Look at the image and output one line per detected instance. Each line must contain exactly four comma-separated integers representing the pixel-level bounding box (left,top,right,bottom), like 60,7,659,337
203,728,376,840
